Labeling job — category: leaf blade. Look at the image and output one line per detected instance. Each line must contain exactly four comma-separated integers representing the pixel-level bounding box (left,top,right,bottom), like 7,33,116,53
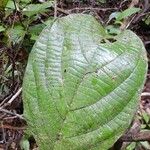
23,1,54,17
23,14,147,150
116,7,141,21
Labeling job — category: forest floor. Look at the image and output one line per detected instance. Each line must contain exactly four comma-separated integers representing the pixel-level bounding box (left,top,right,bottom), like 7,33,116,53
0,0,150,149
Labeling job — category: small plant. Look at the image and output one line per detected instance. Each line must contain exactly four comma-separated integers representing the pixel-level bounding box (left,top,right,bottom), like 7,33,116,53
106,7,141,35
23,14,147,150
0,0,54,98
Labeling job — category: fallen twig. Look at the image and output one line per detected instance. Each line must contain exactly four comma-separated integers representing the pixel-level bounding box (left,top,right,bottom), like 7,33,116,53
111,127,150,149
56,7,117,15
0,87,22,108
0,107,24,120
133,0,150,23
68,7,118,12
120,131,150,142
141,92,150,96
120,0,139,30
57,7,70,15
0,124,26,130
54,0,57,18
7,87,22,105
145,41,150,45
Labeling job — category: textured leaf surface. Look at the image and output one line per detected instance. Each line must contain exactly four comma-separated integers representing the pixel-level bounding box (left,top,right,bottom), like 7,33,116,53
23,14,147,150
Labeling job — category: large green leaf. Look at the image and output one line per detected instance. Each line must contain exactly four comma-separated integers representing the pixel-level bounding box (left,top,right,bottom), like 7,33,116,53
23,14,147,150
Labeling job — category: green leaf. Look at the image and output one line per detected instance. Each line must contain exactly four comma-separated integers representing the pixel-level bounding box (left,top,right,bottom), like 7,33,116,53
5,0,15,10
28,19,54,40
126,142,136,150
23,14,147,150
106,25,121,35
143,14,150,26
0,26,5,32
44,18,54,25
108,12,121,22
0,0,8,9
20,139,30,150
140,141,150,149
116,7,141,21
6,25,26,44
29,23,46,41
142,110,149,124
108,7,141,24
23,1,54,17
20,0,31,4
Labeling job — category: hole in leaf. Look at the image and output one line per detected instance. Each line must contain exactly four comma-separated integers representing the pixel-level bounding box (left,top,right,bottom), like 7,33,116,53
64,69,67,73
106,38,117,43
95,69,98,73
100,39,106,43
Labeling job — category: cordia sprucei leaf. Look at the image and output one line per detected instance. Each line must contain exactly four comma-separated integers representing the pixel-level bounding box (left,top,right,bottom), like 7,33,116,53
23,14,147,150
0,0,8,9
